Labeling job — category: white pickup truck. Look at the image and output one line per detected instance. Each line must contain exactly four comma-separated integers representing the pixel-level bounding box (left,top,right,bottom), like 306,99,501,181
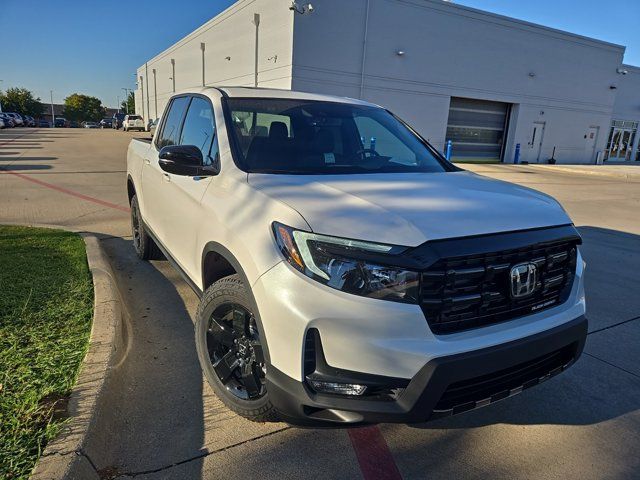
126,87,587,425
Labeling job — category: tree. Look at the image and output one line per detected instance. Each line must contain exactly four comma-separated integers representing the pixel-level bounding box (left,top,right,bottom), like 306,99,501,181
120,92,135,114
0,87,45,117
63,94,105,122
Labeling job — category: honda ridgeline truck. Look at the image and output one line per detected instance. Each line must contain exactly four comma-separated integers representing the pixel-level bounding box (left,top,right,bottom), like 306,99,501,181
126,87,587,425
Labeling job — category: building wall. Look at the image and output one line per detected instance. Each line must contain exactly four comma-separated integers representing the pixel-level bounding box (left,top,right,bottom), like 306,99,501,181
135,0,295,120
291,0,627,163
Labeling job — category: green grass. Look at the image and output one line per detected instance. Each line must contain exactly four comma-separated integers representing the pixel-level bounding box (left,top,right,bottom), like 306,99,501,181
0,226,93,480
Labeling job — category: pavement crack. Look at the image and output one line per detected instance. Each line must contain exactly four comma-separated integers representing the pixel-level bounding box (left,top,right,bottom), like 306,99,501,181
113,427,291,478
587,315,640,336
583,352,640,380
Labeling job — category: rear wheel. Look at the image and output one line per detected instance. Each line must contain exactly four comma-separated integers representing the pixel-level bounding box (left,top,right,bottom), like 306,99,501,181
195,275,277,422
130,194,160,260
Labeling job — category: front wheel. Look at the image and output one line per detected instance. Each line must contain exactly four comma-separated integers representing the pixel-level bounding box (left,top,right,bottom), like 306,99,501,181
195,275,277,422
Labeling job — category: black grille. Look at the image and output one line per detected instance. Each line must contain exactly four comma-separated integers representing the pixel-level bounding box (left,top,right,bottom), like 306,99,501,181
420,237,579,334
432,343,577,418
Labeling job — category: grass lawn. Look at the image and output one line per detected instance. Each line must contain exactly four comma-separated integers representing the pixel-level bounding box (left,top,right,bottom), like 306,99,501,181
0,226,93,480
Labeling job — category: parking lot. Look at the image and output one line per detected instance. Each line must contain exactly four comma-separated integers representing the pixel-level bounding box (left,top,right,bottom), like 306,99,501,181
1,128,639,479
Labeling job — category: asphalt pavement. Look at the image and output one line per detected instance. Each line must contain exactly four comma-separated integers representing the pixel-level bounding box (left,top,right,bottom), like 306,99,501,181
1,128,639,479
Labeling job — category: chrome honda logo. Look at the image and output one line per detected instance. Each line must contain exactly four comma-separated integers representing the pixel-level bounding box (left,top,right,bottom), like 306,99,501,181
510,263,538,298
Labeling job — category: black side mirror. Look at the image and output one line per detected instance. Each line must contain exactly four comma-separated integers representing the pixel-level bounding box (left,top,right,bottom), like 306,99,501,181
158,145,207,176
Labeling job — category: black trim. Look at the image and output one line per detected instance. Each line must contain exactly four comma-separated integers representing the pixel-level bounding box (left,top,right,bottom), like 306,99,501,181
142,220,203,298
266,315,587,425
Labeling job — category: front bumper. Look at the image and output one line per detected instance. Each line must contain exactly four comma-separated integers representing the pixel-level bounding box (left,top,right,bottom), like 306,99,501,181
266,315,587,425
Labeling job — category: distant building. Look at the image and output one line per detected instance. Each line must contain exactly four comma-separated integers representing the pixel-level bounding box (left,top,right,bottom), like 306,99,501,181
136,0,640,164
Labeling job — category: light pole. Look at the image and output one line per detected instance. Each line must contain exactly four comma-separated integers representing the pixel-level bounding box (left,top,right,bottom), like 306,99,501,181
0,79,3,113
50,90,55,127
121,88,130,114
252,14,260,87
117,95,120,114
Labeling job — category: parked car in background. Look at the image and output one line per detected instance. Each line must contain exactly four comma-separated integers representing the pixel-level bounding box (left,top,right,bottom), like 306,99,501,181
123,114,145,132
0,113,15,127
54,118,67,128
112,112,126,129
126,87,587,425
100,118,113,129
148,118,160,136
5,113,24,126
145,118,157,132
24,115,36,127
38,119,51,128
70,121,81,128
0,118,5,129
82,121,100,129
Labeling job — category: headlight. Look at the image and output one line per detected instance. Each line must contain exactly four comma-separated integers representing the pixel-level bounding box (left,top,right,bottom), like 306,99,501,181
273,222,420,303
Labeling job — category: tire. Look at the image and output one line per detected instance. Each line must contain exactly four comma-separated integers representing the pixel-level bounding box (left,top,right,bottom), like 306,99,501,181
195,275,278,422
130,194,161,260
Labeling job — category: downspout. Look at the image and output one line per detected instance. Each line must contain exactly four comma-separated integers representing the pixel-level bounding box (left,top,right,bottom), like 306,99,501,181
145,63,150,120
359,0,370,99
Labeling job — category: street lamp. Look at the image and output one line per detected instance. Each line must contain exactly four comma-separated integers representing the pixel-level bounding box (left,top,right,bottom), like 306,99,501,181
121,88,131,114
0,79,3,113
50,90,55,127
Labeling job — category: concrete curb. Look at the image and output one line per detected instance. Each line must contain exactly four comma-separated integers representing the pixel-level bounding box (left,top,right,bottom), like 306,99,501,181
523,164,640,180
23,227,124,480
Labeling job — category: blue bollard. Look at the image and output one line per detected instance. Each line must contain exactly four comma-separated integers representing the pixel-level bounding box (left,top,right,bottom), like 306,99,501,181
444,140,453,161
514,143,521,164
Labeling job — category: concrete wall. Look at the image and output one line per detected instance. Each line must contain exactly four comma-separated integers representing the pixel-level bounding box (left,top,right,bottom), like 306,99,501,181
290,0,627,163
135,0,295,120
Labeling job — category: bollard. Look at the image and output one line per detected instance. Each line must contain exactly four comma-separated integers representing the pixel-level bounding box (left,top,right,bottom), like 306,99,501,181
445,140,452,161
514,143,521,164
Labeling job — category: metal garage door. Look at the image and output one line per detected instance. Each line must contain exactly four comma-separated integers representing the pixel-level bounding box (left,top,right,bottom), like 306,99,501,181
446,98,510,163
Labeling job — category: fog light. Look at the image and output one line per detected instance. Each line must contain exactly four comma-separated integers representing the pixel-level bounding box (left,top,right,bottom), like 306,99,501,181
308,379,367,396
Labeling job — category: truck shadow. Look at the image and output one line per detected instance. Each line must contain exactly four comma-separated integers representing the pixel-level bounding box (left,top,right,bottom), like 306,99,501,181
85,236,206,478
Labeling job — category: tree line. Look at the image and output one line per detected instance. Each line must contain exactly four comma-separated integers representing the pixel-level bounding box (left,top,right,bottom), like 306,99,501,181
0,87,135,122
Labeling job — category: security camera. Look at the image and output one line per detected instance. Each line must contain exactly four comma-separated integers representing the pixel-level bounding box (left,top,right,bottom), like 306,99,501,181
290,2,313,14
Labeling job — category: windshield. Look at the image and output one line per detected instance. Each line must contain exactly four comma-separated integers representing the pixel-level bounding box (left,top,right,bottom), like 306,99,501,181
224,98,452,174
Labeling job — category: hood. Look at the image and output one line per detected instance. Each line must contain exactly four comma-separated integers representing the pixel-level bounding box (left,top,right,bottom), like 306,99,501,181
249,171,571,246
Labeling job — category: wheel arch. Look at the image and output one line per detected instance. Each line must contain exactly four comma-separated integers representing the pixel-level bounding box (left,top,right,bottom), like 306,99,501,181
201,242,271,364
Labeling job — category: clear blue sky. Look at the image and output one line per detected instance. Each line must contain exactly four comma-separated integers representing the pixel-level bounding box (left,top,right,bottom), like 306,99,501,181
1,0,638,108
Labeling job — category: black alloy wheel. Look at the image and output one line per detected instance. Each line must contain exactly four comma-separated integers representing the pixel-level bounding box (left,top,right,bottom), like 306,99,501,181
207,303,267,400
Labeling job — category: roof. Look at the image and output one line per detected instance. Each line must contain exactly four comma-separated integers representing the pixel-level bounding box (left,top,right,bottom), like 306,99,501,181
177,86,378,106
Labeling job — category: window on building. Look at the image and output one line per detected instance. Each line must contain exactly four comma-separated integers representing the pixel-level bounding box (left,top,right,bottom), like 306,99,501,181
604,120,638,162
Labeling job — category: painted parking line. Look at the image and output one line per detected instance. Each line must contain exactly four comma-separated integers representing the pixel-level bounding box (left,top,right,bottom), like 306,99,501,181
348,426,403,480
0,169,130,213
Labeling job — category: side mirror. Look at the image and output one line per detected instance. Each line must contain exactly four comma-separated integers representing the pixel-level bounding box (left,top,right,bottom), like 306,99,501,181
158,145,204,176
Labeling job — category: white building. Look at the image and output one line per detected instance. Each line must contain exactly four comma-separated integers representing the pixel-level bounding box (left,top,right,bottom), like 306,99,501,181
136,0,640,164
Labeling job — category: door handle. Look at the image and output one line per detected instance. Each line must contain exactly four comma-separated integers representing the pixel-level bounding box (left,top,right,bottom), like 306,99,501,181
162,173,171,183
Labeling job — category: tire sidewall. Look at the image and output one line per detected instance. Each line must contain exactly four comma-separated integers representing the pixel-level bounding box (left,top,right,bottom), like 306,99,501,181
195,277,273,413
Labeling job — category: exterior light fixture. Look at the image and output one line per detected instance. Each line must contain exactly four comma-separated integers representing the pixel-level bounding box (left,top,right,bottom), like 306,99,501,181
616,68,628,75
610,85,618,90
396,50,406,56
528,72,536,78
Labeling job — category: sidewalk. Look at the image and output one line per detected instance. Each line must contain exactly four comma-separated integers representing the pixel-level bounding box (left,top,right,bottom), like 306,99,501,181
461,162,640,180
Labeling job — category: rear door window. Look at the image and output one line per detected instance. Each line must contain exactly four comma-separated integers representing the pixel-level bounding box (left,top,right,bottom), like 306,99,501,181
156,96,190,148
